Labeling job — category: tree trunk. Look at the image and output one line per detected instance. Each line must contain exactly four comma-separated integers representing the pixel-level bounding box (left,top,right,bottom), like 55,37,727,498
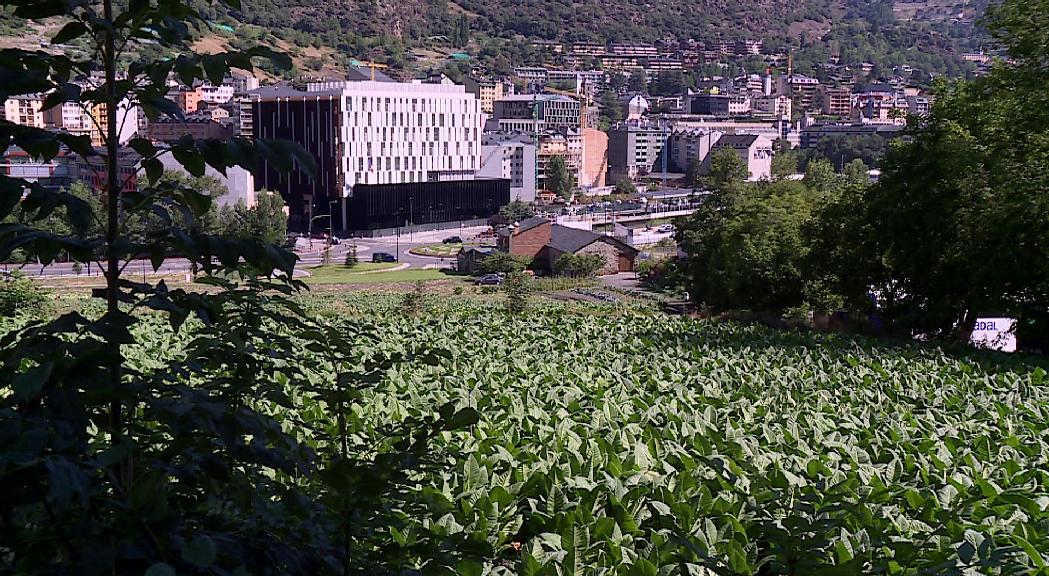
103,0,123,461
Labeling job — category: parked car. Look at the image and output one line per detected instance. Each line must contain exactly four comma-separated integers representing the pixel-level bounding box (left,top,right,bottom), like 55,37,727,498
475,274,503,286
372,252,397,263
442,235,463,244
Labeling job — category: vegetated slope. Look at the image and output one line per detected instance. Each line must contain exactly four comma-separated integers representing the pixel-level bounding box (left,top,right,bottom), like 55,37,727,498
450,0,837,43
220,0,837,45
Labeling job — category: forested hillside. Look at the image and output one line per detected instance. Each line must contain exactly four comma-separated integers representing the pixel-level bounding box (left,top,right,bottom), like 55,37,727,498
193,0,986,79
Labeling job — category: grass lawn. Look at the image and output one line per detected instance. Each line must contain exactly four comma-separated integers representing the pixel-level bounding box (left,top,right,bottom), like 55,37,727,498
409,243,466,257
304,265,458,285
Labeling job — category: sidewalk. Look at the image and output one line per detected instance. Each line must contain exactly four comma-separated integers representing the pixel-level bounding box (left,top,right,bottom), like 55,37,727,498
365,225,493,244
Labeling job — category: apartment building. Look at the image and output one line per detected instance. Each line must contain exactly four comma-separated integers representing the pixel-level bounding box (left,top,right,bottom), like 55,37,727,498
478,133,537,202
171,86,204,114
787,74,821,111
820,86,853,117
199,83,236,104
607,122,667,182
752,94,792,121
537,130,583,191
3,95,46,128
463,77,504,115
148,116,236,142
667,129,723,172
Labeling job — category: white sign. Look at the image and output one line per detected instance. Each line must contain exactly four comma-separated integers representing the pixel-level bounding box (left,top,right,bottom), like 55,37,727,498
970,317,1017,352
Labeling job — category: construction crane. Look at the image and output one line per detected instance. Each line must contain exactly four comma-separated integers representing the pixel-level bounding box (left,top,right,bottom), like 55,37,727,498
349,59,389,81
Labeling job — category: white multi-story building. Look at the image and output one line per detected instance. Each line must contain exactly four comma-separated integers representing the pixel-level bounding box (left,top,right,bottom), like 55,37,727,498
199,83,236,104
305,78,482,192
251,75,483,223
3,95,46,128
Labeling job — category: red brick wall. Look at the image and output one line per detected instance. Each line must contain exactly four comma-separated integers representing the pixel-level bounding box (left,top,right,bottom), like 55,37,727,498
508,221,551,261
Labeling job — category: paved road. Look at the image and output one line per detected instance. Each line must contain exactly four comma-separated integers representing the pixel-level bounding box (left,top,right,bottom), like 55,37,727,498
4,234,470,279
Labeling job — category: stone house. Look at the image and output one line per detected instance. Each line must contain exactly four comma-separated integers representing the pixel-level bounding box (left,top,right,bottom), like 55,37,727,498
498,217,637,274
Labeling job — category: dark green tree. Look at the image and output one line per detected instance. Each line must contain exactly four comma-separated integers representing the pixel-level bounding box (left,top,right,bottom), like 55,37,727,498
614,178,637,196
499,199,535,221
545,155,575,200
627,69,648,94
849,0,1049,342
702,148,749,194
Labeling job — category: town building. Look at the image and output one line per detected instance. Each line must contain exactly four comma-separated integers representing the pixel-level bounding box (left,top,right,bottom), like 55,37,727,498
478,133,537,202
248,71,486,231
147,116,236,142
735,40,763,56
0,146,76,190
786,74,821,111
3,95,46,128
571,42,607,57
799,122,906,149
199,83,236,104
752,95,792,121
687,93,750,117
820,86,853,117
171,86,204,114
43,101,95,141
75,148,141,193
223,72,260,94
607,122,667,182
463,77,504,115
580,128,608,189
491,94,582,133
702,134,774,181
537,129,583,190
667,129,723,172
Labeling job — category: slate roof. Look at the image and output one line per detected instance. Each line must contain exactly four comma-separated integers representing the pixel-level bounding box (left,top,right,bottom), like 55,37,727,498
549,225,638,255
514,217,551,234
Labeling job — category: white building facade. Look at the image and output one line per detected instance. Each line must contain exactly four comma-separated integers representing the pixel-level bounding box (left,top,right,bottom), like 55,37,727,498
305,79,483,196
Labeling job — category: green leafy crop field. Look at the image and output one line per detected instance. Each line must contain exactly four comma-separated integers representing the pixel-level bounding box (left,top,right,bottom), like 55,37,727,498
283,302,1049,573
15,298,1048,573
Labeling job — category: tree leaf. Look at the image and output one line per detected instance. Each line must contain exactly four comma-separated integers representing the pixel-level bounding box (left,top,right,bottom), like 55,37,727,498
182,535,216,568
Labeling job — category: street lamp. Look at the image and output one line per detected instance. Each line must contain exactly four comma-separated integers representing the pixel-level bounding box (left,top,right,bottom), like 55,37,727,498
308,214,331,250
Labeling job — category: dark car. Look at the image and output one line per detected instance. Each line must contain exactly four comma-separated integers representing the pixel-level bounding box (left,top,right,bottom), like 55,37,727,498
442,235,463,244
372,252,397,263
475,274,503,286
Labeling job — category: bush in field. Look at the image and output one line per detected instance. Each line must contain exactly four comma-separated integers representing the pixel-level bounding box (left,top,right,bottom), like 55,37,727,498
0,272,49,317
344,244,358,268
401,280,428,316
478,252,530,275
554,253,605,277
502,272,531,315
637,257,685,291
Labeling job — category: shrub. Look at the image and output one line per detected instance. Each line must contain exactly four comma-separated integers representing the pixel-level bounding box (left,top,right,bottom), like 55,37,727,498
400,281,428,316
478,252,530,276
0,272,50,317
503,272,531,315
638,257,684,291
554,253,606,277
344,244,358,268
